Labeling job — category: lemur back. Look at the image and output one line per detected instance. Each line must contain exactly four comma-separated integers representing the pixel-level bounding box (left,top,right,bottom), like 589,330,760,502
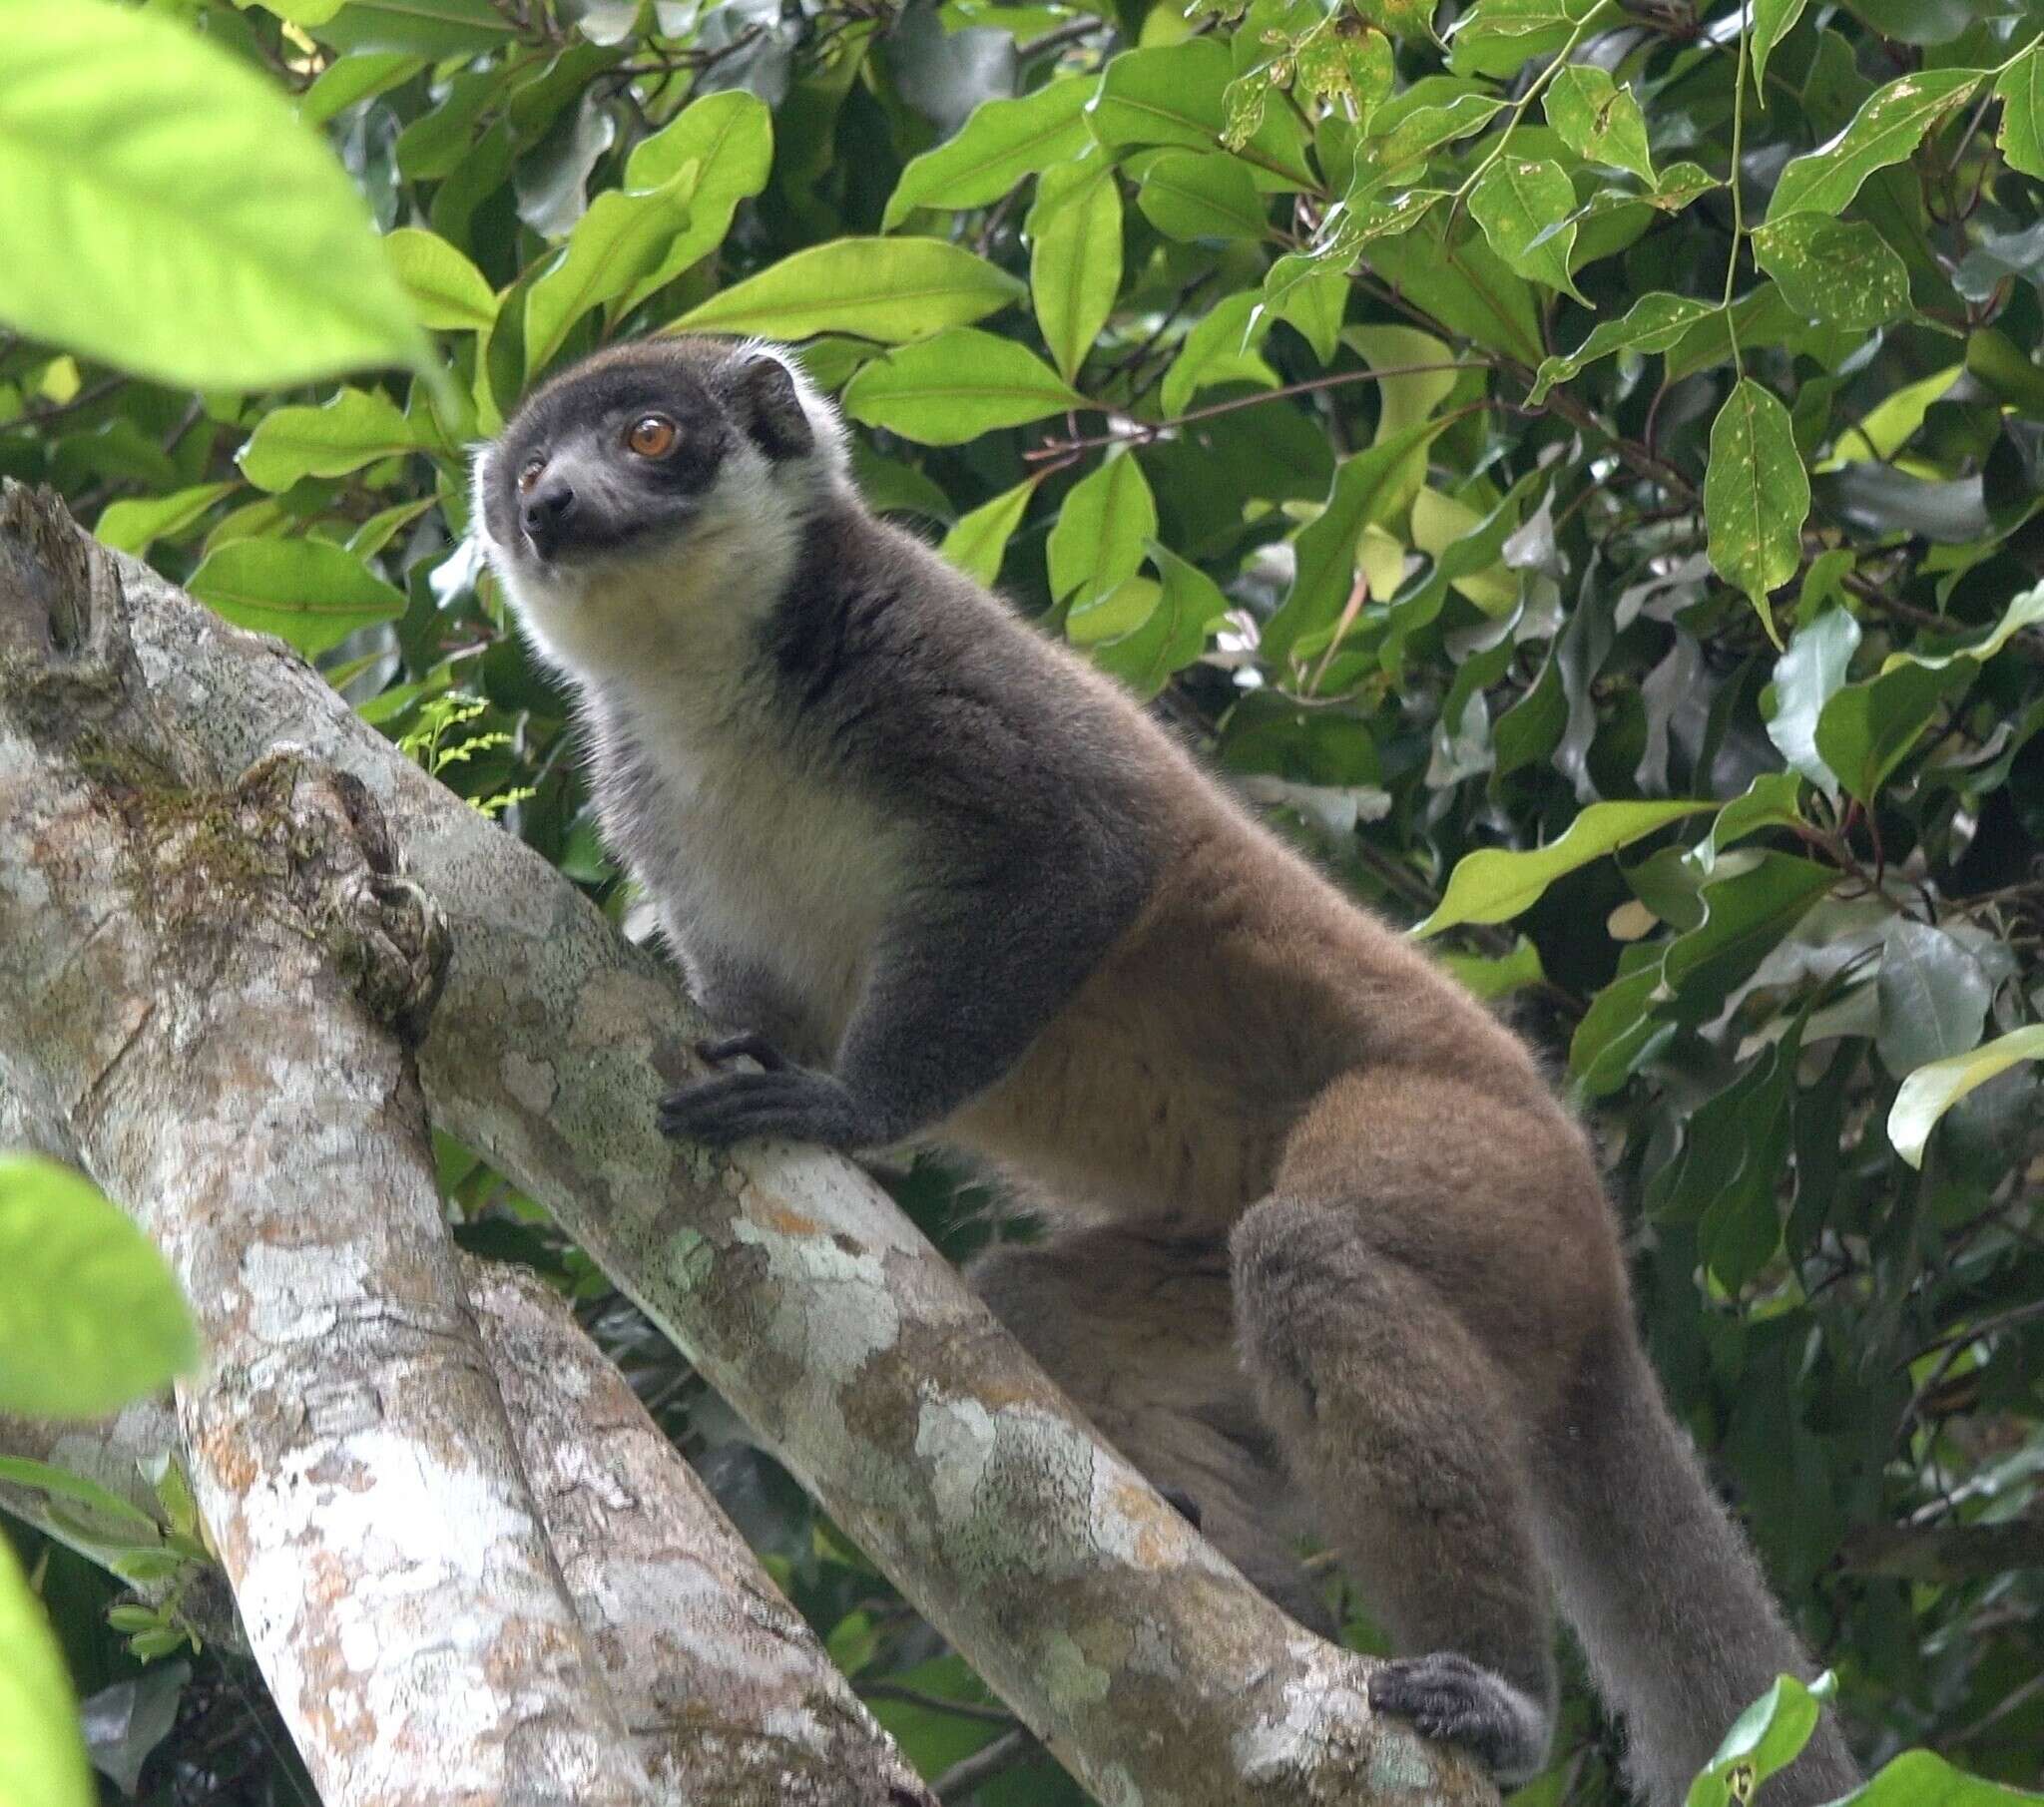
474,335,1862,1807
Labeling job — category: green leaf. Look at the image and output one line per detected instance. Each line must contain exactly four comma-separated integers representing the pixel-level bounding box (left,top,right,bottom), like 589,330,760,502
1828,1748,2044,1807
1768,69,1984,223
238,387,420,492
1264,416,1455,662
1894,1026,2043,1161
1765,607,1861,797
1543,66,1655,183
189,537,408,656
1813,661,1971,801
0,1155,199,1420
1996,42,2044,181
526,167,695,375
1090,40,1236,151
1705,379,1808,643
1090,543,1229,698
1751,216,1911,329
0,0,428,390
841,330,1081,444
1530,292,1720,401
1068,574,1161,646
1438,936,1544,1001
1880,581,2044,674
1660,853,1837,1016
311,0,516,56
674,238,1025,343
614,90,774,317
1468,157,1587,301
1047,452,1156,608
1160,291,1278,415
940,476,1039,585
1687,1675,1827,1807
884,79,1097,226
94,483,236,558
1414,800,1712,937
1029,159,1123,384
1362,94,1506,182
1293,21,1396,121
0,1535,94,1807
383,226,498,333
1353,0,1439,37
1750,0,1811,97
296,50,425,127
0,1458,160,1536
1876,919,1993,1080
1138,152,1269,241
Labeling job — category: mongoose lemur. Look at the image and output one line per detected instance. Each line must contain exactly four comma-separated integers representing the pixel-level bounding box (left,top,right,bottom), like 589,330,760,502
473,335,1859,1807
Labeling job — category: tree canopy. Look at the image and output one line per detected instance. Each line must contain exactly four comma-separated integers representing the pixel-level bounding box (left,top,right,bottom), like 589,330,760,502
0,0,2041,1800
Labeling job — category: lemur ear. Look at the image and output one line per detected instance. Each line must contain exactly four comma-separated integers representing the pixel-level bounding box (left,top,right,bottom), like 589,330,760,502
731,353,814,462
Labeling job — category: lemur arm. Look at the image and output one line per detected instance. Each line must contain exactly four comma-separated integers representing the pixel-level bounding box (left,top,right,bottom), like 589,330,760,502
658,835,1144,1151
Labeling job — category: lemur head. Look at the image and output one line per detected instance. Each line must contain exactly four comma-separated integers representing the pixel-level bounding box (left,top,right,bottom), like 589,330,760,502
472,336,847,677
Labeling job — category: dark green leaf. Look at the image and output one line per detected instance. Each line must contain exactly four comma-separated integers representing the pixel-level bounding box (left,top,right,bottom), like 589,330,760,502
189,537,408,655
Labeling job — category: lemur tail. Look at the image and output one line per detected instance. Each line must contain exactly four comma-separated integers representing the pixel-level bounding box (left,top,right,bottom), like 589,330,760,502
1534,1333,1860,1807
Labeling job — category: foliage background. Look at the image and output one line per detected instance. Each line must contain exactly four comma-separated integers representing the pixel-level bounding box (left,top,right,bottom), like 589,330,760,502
2,0,2042,1799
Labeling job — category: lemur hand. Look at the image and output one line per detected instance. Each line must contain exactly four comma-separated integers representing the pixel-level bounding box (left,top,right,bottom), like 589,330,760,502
660,1039,869,1148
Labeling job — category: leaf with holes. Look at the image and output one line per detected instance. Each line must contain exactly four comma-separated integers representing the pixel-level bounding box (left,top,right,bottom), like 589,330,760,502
1997,42,2044,180
1768,69,1983,222
1706,379,1807,643
1468,158,1587,302
1751,216,1910,329
1544,66,1655,182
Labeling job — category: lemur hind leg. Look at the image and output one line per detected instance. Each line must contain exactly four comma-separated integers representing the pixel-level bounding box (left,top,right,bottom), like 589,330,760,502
968,1224,1333,1637
1230,1073,1622,1784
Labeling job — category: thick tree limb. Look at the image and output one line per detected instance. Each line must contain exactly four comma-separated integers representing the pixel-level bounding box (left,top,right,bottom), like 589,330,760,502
2,483,1492,1807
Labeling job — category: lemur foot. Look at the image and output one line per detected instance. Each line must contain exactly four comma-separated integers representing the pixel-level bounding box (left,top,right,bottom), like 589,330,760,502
659,1067,867,1149
1368,1652,1549,1784
695,1032,789,1071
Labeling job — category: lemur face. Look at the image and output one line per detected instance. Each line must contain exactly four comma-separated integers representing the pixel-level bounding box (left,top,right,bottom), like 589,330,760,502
478,339,805,573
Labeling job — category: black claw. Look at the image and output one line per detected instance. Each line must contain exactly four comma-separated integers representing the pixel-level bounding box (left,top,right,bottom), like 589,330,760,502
1160,1486,1205,1531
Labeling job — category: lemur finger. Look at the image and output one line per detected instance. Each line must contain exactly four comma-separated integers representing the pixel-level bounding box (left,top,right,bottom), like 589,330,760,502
695,1033,788,1072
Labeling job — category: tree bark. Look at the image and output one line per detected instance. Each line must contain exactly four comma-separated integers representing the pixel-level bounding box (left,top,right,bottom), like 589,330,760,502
0,481,1496,1807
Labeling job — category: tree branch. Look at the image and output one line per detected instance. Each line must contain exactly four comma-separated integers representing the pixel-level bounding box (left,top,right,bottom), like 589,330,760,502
1,481,1496,1807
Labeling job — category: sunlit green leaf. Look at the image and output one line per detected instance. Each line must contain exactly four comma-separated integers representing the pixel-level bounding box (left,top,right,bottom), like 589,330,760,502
1889,1027,2044,1165
675,238,1025,343
0,0,428,389
884,79,1097,226
1137,152,1268,241
0,1535,93,1807
189,537,407,656
1029,158,1122,383
940,476,1040,585
841,330,1080,443
0,1155,199,1420
239,387,420,492
94,483,236,558
383,226,498,333
526,166,695,375
1996,42,2044,180
1765,606,1860,797
614,90,773,316
1047,452,1155,609
1750,0,1811,97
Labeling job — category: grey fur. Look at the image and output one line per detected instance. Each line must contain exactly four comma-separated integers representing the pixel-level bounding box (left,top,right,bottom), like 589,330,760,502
473,335,1862,1807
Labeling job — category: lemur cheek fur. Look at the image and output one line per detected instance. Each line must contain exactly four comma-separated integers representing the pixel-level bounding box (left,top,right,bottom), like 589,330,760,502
475,334,1863,1807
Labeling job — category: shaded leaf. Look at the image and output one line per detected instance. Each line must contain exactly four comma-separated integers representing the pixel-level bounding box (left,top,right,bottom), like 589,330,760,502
1047,453,1156,608
1813,661,1970,801
1138,152,1268,241
1876,919,1993,1079
1414,800,1711,937
1765,607,1861,797
1029,158,1123,382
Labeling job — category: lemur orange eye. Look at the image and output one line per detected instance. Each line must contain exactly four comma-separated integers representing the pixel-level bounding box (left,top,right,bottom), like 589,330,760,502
627,415,678,458
516,458,545,494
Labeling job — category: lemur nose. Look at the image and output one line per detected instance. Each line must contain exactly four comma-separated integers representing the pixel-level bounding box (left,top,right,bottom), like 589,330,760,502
522,480,577,553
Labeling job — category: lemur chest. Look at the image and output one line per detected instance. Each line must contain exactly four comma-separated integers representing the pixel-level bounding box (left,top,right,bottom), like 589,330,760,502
597,705,901,1038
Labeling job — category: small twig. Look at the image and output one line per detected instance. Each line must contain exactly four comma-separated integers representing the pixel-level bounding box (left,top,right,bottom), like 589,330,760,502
935,1727,1037,1801
858,1682,1018,1727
